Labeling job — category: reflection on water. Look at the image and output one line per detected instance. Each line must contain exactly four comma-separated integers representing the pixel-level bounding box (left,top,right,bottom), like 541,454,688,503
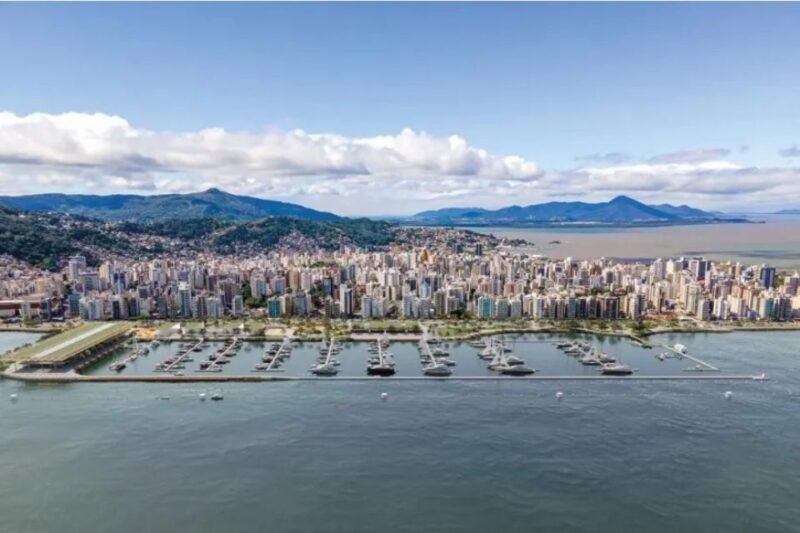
466,215,800,268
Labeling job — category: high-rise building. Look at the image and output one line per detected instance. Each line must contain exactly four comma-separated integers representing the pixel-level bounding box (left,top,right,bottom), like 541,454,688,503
339,285,353,317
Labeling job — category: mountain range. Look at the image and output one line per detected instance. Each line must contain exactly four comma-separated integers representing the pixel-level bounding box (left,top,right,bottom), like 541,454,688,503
0,189,744,227
0,188,339,222
410,195,742,226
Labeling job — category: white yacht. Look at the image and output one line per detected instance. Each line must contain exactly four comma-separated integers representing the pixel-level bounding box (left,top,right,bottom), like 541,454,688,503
597,352,616,363
500,364,535,376
579,355,601,366
424,363,452,377
505,355,525,366
311,363,339,376
601,362,633,375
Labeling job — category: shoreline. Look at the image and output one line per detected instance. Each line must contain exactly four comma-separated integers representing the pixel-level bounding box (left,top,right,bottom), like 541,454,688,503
3,320,800,345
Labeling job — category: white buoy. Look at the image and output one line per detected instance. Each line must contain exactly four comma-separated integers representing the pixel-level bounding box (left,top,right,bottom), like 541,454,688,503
199,392,207,401
9,393,18,402
556,391,564,400
724,391,733,399
380,392,388,400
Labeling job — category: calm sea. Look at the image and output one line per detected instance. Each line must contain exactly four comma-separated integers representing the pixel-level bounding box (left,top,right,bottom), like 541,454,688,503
2,330,799,531
465,214,800,269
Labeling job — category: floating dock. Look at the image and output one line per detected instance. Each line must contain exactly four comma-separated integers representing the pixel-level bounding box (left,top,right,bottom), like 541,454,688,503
253,337,292,372
660,344,719,371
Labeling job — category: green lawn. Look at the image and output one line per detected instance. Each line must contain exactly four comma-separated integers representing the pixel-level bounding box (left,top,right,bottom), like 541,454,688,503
8,322,130,363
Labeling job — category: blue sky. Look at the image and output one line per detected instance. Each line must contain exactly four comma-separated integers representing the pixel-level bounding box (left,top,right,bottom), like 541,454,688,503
0,3,799,214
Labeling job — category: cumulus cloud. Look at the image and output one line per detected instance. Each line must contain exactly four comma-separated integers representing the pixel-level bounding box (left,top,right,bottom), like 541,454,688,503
3,111,800,213
555,159,800,209
0,111,543,200
647,148,731,164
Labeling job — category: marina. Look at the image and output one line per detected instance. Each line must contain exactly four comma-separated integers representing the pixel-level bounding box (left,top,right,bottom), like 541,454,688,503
366,335,396,376
3,330,772,384
419,332,453,377
254,337,293,373
310,336,339,376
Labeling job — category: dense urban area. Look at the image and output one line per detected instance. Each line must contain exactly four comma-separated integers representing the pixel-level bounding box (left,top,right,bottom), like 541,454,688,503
1,227,798,326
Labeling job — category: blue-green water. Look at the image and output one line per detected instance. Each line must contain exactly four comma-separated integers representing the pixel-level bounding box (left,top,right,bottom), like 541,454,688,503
2,331,800,532
468,214,800,268
0,330,42,355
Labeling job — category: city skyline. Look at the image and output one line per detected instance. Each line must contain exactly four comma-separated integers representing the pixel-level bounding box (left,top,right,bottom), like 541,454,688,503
1,3,800,214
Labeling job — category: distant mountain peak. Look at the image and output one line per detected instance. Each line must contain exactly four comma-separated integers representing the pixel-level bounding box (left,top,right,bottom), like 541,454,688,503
609,194,640,204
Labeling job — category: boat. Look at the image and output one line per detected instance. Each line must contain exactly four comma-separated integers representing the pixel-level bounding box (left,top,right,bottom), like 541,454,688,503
480,345,498,360
597,353,616,363
424,363,452,377
601,363,633,375
109,362,126,372
579,356,601,366
500,364,535,376
367,364,396,376
505,355,525,366
311,363,339,376
210,392,224,401
435,358,456,366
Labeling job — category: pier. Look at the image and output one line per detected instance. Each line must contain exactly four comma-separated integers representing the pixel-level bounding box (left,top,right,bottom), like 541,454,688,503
660,344,719,371
255,336,292,372
3,371,768,384
321,337,337,366
155,338,204,373
419,335,436,367
197,337,238,373
375,340,389,367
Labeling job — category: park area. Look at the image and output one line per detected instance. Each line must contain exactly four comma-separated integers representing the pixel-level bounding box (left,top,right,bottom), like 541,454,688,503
5,322,130,364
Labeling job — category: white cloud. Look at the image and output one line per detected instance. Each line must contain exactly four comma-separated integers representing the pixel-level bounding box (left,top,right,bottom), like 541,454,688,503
0,111,543,202
555,159,800,210
2,111,800,214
